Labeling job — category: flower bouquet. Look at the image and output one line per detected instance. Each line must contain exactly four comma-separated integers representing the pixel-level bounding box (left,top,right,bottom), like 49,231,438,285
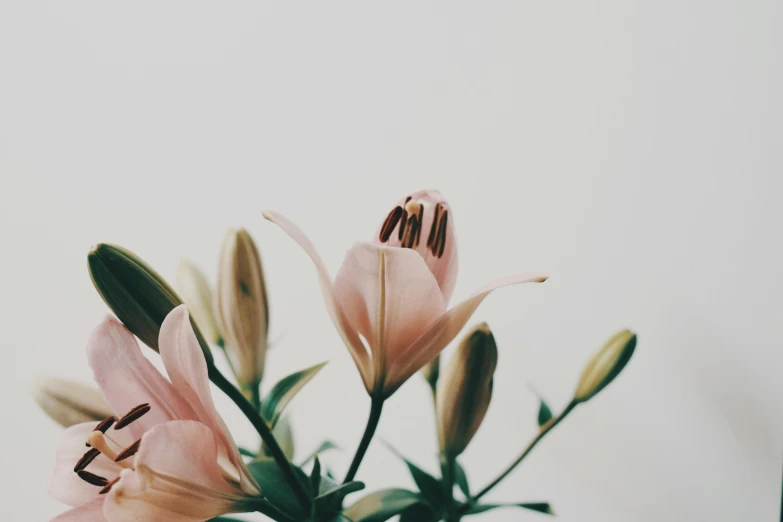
35,190,636,522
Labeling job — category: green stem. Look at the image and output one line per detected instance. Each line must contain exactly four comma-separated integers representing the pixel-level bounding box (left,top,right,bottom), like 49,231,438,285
441,453,458,522
209,366,311,510
343,396,384,483
459,400,578,514
249,378,262,412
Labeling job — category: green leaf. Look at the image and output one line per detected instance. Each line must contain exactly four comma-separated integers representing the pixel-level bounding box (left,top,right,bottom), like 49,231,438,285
209,518,246,522
327,515,354,522
261,362,328,428
538,399,553,427
247,458,309,519
398,503,439,522
466,502,554,516
310,455,322,495
344,489,425,522
274,415,295,460
383,443,444,508
453,460,470,499
298,439,339,466
315,480,366,514
239,446,258,458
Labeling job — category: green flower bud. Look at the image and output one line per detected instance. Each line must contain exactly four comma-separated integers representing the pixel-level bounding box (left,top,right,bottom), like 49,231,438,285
33,377,114,427
437,323,497,457
88,243,213,365
574,330,637,403
215,229,269,388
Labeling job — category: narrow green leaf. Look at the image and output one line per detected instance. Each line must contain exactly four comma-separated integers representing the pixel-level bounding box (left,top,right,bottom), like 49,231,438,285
344,489,425,522
310,455,322,496
261,362,327,428
466,502,554,516
247,458,309,519
383,442,444,508
315,480,366,514
298,439,339,466
538,399,553,427
453,460,470,499
398,503,439,522
239,446,258,458
261,415,295,461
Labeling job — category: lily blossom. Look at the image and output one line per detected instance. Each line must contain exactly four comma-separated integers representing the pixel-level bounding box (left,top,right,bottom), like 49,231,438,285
49,306,261,521
263,189,547,398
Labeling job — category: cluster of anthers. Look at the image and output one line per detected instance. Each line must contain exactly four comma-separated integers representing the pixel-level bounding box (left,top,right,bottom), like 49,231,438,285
379,196,449,257
72,403,151,495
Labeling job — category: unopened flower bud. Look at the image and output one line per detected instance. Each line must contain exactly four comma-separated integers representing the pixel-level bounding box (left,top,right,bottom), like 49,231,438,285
33,377,114,427
421,354,440,392
437,323,497,456
88,243,213,365
374,190,459,303
215,229,269,388
574,330,637,403
176,260,222,345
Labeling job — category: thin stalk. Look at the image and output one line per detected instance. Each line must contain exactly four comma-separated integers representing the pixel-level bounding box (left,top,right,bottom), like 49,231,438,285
209,366,311,510
441,453,458,522
459,400,578,514
343,396,385,483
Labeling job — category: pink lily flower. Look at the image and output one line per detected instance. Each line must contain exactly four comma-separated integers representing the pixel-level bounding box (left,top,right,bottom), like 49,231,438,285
48,305,261,521
264,189,547,398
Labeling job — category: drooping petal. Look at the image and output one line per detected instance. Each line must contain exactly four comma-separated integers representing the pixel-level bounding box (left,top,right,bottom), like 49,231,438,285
87,317,197,439
49,422,126,507
158,306,258,495
385,273,548,395
51,497,107,522
333,242,446,390
103,421,253,522
374,190,459,303
263,211,373,389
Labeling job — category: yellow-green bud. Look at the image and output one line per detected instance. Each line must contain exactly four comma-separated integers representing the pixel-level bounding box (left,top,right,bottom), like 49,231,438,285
436,323,497,457
33,377,114,427
176,260,222,346
215,229,269,388
574,330,637,403
88,243,213,365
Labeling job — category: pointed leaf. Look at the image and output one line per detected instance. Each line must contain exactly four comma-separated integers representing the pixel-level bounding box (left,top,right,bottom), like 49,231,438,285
238,446,258,458
466,502,554,516
310,455,322,495
399,503,439,522
537,399,553,427
247,458,309,518
384,442,444,507
274,415,296,460
261,361,327,427
344,489,425,522
315,480,366,514
298,439,340,466
453,460,470,499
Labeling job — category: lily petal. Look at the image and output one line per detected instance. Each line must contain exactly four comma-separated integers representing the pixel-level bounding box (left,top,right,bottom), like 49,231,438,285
264,211,373,389
87,317,196,439
49,422,126,507
51,497,107,522
386,273,549,394
158,306,258,495
103,421,250,522
333,242,446,390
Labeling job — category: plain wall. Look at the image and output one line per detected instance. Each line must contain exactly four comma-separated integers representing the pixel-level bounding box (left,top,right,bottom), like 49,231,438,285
1,2,781,521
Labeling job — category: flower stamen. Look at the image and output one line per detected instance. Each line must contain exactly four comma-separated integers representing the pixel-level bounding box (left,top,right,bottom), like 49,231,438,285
99,477,120,495
115,403,151,430
86,416,116,447
379,206,403,242
77,470,109,487
115,439,142,462
74,448,101,472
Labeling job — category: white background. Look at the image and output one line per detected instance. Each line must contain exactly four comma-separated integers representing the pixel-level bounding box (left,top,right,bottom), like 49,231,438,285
1,2,781,521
